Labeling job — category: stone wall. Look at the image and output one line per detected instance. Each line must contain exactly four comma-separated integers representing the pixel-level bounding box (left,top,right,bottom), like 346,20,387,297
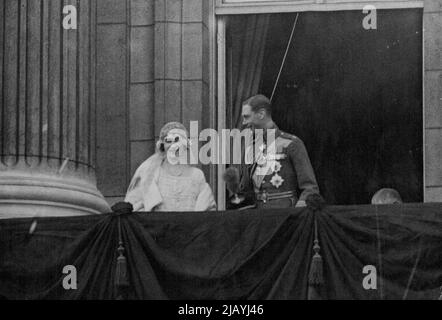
424,0,442,201
96,0,130,204
96,0,213,204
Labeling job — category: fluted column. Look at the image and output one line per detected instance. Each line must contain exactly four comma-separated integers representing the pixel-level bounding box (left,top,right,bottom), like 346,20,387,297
0,0,110,218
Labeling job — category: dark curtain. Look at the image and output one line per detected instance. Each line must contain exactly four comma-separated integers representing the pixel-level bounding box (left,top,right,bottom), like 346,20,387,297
257,9,423,205
226,14,270,129
1,204,442,300
224,14,270,202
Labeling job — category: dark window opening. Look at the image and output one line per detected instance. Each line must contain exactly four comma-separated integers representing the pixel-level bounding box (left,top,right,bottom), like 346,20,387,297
226,9,423,205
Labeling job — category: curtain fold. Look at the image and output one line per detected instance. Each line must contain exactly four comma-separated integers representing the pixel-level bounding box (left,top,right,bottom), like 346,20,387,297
225,14,270,203
227,14,270,129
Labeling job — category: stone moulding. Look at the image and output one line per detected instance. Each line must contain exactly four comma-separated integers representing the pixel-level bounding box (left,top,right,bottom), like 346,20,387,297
0,173,110,219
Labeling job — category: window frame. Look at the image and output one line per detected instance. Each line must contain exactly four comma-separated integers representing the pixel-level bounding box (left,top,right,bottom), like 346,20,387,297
215,0,423,15
214,0,425,209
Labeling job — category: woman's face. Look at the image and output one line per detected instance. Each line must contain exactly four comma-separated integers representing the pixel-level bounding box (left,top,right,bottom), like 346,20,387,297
163,128,188,163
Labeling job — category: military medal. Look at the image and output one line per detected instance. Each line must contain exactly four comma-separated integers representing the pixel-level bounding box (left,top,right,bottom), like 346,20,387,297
271,161,282,173
270,174,284,189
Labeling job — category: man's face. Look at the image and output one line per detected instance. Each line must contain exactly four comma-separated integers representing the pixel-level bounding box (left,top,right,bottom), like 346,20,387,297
242,104,263,129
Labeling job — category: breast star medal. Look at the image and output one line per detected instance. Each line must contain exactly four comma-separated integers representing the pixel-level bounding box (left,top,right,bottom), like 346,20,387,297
270,174,284,189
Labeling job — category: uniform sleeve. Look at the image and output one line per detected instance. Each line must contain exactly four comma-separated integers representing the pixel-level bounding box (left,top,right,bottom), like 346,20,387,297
238,144,254,196
288,139,320,201
239,164,252,192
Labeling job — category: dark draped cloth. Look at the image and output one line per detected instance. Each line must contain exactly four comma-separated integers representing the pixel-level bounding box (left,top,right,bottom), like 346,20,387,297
1,204,441,300
226,14,270,129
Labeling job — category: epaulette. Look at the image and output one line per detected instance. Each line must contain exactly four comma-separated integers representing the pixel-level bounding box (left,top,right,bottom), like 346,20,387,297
280,131,299,142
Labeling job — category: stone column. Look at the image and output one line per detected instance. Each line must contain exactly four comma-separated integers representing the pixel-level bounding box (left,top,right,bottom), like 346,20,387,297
424,0,442,202
0,0,110,218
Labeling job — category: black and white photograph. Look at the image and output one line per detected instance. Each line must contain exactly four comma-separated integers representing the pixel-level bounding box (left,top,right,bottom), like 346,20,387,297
0,0,442,305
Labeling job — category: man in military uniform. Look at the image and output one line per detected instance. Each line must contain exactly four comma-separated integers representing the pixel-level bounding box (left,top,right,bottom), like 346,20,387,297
237,94,320,209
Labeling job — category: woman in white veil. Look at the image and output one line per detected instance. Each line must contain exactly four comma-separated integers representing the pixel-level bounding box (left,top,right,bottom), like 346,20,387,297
125,122,216,212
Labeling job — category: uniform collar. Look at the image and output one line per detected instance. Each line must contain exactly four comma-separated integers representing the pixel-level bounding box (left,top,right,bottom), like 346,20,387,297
263,121,282,140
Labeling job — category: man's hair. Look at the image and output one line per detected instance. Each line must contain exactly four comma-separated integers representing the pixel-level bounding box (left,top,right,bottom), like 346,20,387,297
243,94,272,116
371,188,403,205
